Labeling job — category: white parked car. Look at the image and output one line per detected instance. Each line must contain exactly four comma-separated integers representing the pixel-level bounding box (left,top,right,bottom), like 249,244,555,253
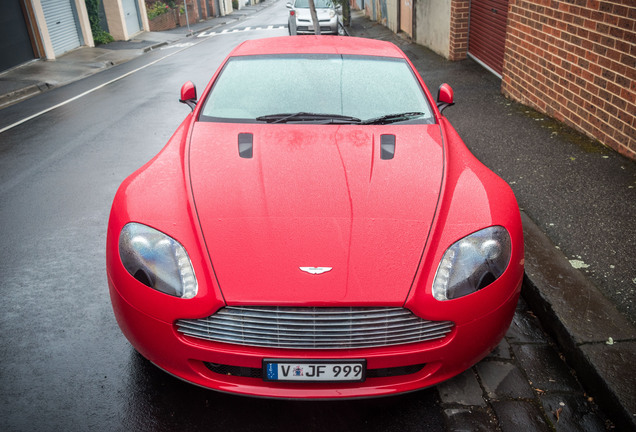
287,0,341,35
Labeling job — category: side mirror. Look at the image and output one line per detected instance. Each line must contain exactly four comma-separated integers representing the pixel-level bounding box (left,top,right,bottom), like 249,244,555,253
436,83,454,113
179,81,197,111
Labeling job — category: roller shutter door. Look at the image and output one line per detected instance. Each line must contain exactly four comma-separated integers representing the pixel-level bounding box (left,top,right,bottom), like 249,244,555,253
122,0,142,36
41,0,82,56
468,0,509,76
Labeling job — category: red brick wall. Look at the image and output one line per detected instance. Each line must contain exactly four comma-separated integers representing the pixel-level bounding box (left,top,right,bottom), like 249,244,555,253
178,3,199,26
148,10,178,31
502,0,636,159
146,0,205,31
449,0,470,61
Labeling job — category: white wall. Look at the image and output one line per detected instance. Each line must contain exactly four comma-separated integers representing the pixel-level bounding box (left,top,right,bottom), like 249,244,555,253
414,0,450,58
386,0,398,32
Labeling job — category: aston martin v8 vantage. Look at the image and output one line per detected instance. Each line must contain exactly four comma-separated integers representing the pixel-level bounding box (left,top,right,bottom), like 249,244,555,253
106,36,524,398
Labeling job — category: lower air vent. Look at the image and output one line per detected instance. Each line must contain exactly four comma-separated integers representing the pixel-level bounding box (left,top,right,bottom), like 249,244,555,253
204,362,426,379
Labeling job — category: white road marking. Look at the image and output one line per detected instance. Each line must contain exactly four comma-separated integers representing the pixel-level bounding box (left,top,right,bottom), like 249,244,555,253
160,42,196,49
196,25,286,37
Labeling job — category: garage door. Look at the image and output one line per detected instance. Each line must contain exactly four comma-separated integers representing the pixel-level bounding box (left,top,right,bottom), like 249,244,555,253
41,0,82,56
468,0,509,77
0,1,35,72
400,0,413,37
122,0,142,36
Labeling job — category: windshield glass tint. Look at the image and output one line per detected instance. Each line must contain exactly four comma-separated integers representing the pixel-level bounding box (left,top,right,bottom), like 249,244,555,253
199,54,434,123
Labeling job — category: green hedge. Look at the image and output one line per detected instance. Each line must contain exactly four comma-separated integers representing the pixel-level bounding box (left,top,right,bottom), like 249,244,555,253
85,0,114,44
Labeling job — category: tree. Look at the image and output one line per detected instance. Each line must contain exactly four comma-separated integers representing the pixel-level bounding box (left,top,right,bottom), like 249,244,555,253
308,0,321,35
84,0,114,44
333,0,350,27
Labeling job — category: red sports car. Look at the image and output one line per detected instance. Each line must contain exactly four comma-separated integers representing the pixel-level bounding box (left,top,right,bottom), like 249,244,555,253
106,36,524,398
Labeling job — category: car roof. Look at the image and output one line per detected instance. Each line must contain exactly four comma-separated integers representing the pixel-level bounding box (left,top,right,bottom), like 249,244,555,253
229,36,407,59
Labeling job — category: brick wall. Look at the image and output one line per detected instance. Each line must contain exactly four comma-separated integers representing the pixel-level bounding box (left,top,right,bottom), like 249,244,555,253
148,10,178,31
146,0,202,30
502,0,636,159
178,3,199,26
449,0,470,61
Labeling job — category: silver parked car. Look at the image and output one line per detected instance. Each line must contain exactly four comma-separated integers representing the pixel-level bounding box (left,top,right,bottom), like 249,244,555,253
287,0,341,35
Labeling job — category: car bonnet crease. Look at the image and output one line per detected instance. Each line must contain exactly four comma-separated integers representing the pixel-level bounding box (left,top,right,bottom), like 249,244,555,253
188,123,444,305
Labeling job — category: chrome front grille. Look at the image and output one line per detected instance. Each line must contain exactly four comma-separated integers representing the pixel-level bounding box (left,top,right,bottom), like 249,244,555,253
176,306,454,349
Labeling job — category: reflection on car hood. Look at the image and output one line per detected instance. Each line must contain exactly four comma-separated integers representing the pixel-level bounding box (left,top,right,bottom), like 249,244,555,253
189,123,444,305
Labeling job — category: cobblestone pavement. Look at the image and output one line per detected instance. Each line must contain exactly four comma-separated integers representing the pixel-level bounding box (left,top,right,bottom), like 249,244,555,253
439,297,612,431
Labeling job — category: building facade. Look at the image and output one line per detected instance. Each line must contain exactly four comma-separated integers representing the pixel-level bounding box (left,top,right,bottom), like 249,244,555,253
1,0,148,72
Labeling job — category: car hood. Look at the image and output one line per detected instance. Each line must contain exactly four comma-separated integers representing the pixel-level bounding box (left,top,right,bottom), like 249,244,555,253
189,123,444,305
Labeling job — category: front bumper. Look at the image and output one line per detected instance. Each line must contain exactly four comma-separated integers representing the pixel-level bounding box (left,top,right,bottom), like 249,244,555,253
294,18,339,35
109,277,520,399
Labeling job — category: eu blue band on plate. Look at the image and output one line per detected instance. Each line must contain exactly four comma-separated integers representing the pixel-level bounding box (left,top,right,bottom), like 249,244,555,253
266,363,278,380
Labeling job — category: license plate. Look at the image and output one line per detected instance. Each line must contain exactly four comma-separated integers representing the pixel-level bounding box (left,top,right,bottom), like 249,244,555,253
263,359,366,382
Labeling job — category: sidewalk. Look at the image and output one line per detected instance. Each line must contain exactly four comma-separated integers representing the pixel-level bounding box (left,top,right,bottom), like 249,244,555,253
0,4,634,430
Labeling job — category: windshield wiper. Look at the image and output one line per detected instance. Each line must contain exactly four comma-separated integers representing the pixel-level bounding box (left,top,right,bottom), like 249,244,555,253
361,112,425,125
255,112,362,124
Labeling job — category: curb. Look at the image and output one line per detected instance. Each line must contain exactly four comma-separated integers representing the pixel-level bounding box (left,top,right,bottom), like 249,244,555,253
143,41,169,52
0,82,50,110
521,212,636,430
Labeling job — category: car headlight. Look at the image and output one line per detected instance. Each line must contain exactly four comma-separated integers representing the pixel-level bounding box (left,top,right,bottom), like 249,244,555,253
329,10,336,18
432,226,511,301
119,223,198,299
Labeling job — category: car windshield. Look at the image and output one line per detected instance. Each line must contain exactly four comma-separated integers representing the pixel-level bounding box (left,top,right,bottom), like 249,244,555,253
199,54,434,124
294,0,333,8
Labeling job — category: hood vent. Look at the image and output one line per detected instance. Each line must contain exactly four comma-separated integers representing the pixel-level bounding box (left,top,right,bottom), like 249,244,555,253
381,134,395,160
238,133,253,158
